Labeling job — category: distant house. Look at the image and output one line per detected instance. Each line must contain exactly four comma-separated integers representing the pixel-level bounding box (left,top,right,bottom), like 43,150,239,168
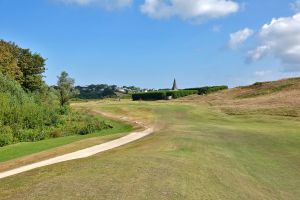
116,88,126,93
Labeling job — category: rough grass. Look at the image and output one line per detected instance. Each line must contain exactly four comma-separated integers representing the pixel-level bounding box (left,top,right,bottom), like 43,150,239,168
0,100,299,200
237,77,300,98
0,114,132,164
180,76,300,117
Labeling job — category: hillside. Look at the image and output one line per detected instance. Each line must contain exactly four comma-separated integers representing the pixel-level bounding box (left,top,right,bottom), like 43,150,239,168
181,77,300,117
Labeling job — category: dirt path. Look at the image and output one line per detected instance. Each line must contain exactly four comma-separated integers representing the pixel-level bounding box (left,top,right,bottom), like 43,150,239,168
0,112,154,179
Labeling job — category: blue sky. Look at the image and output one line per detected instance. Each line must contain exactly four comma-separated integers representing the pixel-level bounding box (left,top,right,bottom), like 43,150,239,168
1,0,300,88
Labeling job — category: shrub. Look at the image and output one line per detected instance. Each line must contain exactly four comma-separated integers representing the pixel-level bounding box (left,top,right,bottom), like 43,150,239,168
132,90,198,101
184,86,228,95
0,72,28,103
49,130,64,138
78,124,95,135
0,126,14,147
19,129,47,142
166,90,198,99
58,106,71,115
0,72,62,145
77,121,113,135
132,91,167,101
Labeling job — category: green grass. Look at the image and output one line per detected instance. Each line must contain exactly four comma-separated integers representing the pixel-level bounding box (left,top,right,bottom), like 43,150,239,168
0,117,132,163
1,100,300,200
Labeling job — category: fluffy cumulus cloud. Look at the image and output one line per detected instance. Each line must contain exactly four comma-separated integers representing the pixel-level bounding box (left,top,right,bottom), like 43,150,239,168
248,13,300,71
290,0,300,12
56,0,132,9
229,28,253,49
140,0,239,21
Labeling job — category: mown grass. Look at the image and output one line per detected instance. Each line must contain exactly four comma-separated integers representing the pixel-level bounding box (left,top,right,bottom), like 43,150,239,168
0,100,299,200
0,116,132,163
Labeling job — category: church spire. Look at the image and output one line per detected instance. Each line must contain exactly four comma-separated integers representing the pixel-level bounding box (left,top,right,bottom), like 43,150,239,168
172,78,178,90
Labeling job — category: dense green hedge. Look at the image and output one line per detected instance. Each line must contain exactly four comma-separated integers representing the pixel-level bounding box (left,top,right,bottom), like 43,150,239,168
184,86,228,95
166,90,198,99
132,91,167,101
132,90,198,101
132,86,227,101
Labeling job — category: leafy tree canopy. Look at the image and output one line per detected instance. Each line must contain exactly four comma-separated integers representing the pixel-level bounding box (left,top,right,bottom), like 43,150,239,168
57,71,78,107
0,40,46,91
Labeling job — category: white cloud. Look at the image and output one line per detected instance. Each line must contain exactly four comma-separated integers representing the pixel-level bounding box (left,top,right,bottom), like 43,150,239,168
247,45,270,62
140,0,239,21
254,70,272,77
56,0,132,9
290,0,300,12
229,28,253,49
247,13,300,71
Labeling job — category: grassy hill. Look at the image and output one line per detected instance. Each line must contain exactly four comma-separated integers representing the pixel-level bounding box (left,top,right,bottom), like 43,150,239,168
181,77,300,117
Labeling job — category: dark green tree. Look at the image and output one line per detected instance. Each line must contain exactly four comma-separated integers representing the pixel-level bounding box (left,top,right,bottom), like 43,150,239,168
18,49,46,91
57,71,78,107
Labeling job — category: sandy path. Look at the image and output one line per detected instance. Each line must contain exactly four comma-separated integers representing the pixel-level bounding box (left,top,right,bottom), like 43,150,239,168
0,116,153,179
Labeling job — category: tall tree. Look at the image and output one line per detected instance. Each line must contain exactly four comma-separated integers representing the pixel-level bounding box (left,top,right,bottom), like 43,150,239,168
57,71,77,107
0,40,46,91
18,49,46,91
0,40,23,82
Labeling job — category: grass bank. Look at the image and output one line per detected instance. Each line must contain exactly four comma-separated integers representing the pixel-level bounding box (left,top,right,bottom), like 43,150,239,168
0,114,132,163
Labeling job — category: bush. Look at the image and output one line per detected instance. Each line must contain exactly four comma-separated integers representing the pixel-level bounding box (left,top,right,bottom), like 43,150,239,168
78,123,96,135
19,129,47,142
72,120,110,135
0,126,14,147
132,90,198,101
184,86,228,95
0,72,62,145
49,130,63,138
0,72,28,103
58,106,71,115
132,91,167,101
166,90,198,99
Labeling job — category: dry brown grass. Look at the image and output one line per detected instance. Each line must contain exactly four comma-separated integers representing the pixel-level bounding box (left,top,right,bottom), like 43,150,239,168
178,77,300,117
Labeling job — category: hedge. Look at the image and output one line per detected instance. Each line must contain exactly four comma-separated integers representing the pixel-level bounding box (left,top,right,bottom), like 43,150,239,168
132,91,167,101
132,86,228,101
132,90,198,101
184,86,228,95
166,90,198,99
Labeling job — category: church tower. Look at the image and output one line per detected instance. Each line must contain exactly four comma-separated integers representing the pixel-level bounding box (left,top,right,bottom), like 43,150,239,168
172,79,178,90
